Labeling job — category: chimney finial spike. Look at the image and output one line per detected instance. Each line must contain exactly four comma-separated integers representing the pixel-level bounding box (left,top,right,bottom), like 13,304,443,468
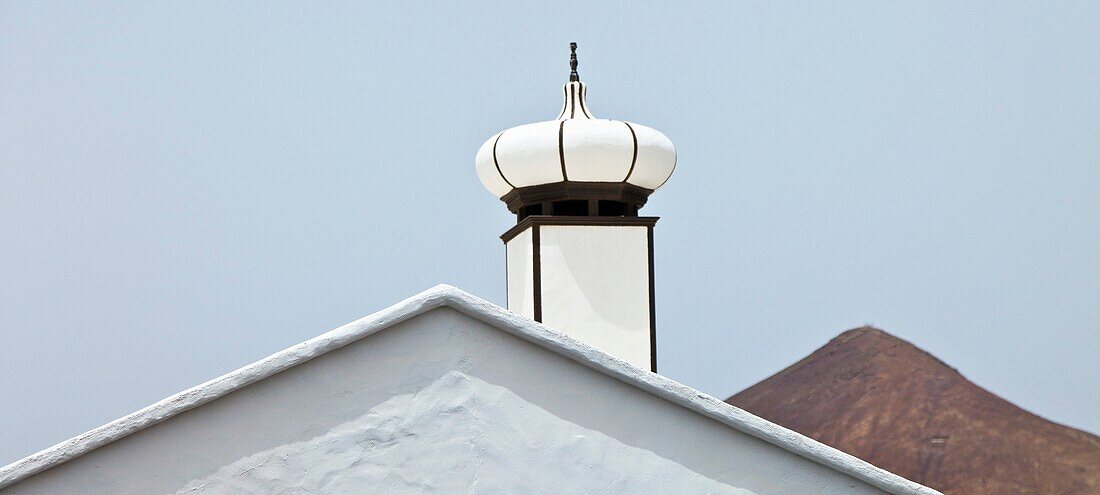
569,42,580,82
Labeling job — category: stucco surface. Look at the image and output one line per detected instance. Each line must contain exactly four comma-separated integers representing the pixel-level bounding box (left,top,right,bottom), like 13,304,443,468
0,286,939,495
539,224,652,370
505,228,534,318
174,371,753,494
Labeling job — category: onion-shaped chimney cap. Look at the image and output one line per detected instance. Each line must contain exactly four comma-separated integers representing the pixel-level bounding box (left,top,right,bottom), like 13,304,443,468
475,44,676,212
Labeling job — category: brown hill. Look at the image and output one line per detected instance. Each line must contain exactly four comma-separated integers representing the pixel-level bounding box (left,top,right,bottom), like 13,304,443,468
726,327,1100,495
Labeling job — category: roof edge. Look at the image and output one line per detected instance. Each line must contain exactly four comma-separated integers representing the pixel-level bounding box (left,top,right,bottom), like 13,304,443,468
0,284,460,489
0,285,941,495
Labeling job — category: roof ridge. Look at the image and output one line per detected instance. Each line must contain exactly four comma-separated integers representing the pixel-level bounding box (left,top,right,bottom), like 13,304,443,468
0,284,941,495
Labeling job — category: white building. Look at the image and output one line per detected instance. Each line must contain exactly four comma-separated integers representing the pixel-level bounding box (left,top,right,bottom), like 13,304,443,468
0,45,941,495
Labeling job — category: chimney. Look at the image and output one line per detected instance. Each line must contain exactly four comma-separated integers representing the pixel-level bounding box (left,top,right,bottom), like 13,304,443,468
474,43,676,372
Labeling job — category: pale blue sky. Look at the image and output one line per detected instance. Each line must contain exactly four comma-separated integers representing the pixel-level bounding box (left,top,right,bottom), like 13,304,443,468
2,1,1098,465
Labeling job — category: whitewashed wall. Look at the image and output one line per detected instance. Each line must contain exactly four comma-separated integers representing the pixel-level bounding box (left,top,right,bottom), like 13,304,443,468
539,225,652,369
1,308,894,495
506,224,653,370
505,228,534,319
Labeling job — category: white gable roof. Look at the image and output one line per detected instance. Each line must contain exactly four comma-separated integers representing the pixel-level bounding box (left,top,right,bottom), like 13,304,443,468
0,285,941,494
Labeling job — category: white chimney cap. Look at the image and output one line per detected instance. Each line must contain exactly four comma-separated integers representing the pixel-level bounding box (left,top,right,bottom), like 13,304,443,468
475,46,676,200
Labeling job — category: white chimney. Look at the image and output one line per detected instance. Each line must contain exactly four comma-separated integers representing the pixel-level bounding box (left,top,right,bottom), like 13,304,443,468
474,43,676,372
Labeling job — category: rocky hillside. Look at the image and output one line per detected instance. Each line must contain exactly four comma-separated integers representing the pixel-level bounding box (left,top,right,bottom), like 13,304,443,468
727,327,1100,495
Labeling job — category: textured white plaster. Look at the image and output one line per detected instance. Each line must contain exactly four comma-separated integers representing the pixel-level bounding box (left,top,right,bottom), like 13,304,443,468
174,371,755,495
0,285,941,495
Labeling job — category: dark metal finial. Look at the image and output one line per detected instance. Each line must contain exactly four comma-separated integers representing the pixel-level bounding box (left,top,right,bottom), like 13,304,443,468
569,42,580,82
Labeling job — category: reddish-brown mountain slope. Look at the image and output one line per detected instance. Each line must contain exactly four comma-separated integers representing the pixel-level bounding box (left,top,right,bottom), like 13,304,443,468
727,327,1100,495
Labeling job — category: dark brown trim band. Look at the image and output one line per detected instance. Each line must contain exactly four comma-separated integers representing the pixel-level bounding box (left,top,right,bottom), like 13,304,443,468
569,84,577,119
622,121,639,182
531,224,542,322
504,240,509,309
500,181,653,215
579,83,591,118
557,120,568,181
647,224,657,373
492,131,515,188
500,215,659,243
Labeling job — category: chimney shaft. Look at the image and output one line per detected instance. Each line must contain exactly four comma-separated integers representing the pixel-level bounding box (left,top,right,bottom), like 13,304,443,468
474,44,675,372
502,217,657,371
